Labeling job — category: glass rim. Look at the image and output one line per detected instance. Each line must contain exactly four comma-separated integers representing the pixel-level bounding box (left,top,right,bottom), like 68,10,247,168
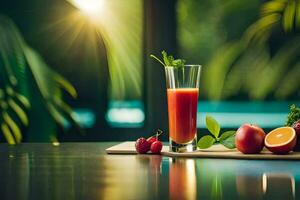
164,64,202,68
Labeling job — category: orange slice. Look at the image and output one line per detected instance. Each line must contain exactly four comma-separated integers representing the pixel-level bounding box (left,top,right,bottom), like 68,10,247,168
265,127,296,154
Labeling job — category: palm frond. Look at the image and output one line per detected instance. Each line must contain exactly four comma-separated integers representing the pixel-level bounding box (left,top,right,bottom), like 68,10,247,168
204,42,242,100
223,46,270,99
7,98,29,126
249,38,300,99
243,0,300,46
0,123,15,145
261,0,287,16
14,92,30,109
296,0,300,29
275,62,300,99
46,102,66,128
0,15,80,143
54,74,77,99
3,111,22,143
22,46,81,129
53,97,84,133
242,13,281,46
283,0,296,32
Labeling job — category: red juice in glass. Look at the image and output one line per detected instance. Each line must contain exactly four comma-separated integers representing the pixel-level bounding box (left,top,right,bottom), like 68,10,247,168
167,88,198,144
165,65,201,152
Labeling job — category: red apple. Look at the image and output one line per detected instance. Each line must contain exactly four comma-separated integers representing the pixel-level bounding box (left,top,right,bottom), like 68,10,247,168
235,124,266,154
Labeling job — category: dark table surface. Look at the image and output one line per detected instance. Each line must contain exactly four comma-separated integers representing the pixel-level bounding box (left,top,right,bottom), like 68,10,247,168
0,142,299,200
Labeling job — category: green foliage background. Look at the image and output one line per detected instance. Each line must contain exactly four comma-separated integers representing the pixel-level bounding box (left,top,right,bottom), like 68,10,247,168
178,0,300,101
0,16,78,143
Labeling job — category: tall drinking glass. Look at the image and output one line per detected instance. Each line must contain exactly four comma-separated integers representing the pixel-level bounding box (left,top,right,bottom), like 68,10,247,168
165,65,201,152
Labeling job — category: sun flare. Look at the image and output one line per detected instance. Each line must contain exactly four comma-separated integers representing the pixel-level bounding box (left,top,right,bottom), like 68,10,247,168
58,0,143,100
72,0,104,17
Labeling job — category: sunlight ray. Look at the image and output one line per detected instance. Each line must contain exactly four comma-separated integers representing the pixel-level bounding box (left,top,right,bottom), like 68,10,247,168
64,0,143,100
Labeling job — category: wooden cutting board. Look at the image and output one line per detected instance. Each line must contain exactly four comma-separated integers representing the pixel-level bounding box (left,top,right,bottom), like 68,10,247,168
106,141,300,160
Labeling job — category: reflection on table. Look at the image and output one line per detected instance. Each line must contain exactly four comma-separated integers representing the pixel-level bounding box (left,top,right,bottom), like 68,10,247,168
0,143,299,200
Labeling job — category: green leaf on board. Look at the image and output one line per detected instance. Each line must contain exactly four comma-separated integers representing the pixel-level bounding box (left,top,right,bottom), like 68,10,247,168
219,131,236,141
220,135,236,149
206,115,221,138
197,135,216,149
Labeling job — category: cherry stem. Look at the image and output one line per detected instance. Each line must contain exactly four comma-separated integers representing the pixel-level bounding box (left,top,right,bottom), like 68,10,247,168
155,129,163,139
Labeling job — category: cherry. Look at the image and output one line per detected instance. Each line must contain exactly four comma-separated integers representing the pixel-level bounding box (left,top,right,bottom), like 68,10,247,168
150,141,163,154
135,138,150,154
147,136,157,145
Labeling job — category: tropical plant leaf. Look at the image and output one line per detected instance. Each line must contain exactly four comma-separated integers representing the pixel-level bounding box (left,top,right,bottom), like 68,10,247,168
223,46,270,99
54,74,77,98
243,13,281,46
283,0,296,32
249,38,300,100
23,46,60,97
0,16,27,89
46,102,66,128
14,92,30,109
53,98,82,132
0,15,79,143
205,41,242,100
0,16,30,143
0,44,17,86
275,62,300,99
296,0,300,29
7,98,29,126
3,111,22,143
1,123,16,145
261,0,286,16
23,46,78,130
0,89,4,99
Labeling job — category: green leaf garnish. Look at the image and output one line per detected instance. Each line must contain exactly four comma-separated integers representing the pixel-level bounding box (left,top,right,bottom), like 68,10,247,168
197,135,216,149
150,50,186,68
198,115,237,149
206,115,221,138
150,54,165,66
162,50,172,66
286,104,300,126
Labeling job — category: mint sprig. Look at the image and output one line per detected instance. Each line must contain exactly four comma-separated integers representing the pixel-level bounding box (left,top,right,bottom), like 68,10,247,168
286,104,300,126
150,50,186,68
197,115,236,149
